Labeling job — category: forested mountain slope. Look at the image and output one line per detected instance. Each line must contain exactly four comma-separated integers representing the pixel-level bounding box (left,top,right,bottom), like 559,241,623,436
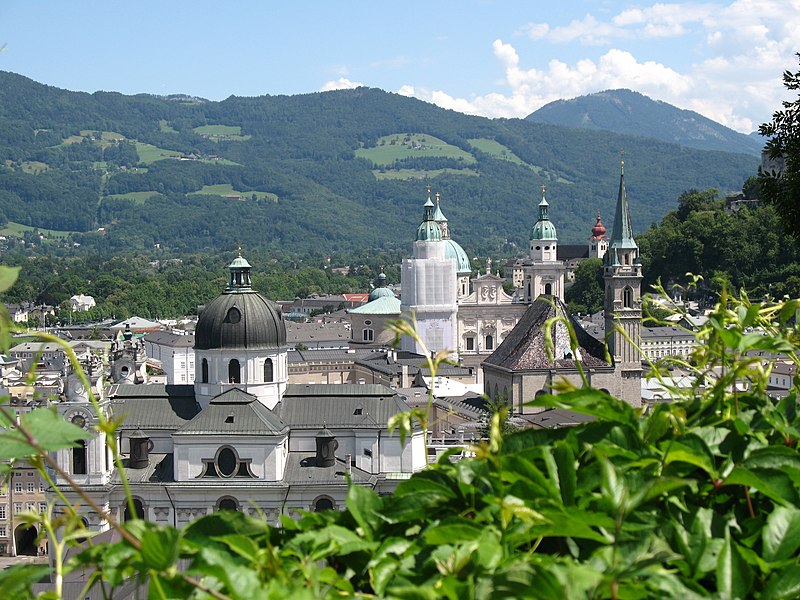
527,89,762,156
0,71,759,255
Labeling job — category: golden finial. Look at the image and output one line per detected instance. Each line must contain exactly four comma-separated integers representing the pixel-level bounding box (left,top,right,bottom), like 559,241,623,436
620,149,625,173
435,191,441,205
236,241,243,256
426,184,432,199
541,184,546,197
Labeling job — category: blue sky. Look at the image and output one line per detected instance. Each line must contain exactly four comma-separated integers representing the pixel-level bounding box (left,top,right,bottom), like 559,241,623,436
1,1,798,133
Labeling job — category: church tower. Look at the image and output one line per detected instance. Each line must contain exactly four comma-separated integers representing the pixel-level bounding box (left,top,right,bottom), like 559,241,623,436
432,190,472,299
400,191,458,356
522,186,566,302
603,161,642,402
589,213,608,259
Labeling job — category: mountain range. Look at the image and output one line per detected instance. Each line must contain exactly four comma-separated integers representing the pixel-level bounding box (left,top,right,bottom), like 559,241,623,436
0,72,760,257
527,89,763,156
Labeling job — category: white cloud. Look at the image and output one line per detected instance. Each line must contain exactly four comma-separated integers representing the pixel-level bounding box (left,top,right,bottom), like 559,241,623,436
319,77,363,92
402,1,800,132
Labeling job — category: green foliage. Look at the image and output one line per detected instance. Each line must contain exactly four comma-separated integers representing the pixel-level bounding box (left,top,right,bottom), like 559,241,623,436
566,258,604,315
3,264,800,598
759,53,800,244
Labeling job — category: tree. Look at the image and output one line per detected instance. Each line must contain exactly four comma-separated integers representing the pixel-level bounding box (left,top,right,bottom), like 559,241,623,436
566,258,604,315
759,53,800,242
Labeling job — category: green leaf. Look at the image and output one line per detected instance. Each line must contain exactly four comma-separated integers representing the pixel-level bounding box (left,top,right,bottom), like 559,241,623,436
717,531,753,600
0,407,90,460
216,533,260,562
0,266,20,293
525,388,636,426
424,521,484,545
140,525,181,571
763,566,800,600
346,483,383,541
554,442,577,506
763,506,800,562
661,436,718,478
0,563,50,597
724,467,798,506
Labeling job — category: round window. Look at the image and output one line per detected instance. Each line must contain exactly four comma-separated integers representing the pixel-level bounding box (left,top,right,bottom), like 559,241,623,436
364,319,372,326
535,246,541,250
226,307,241,324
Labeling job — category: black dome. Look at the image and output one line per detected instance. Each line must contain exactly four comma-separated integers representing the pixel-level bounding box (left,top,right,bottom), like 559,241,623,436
195,291,286,350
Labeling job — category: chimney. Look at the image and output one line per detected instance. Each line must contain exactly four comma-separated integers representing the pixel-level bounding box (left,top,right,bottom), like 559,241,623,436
345,453,352,476
129,429,150,469
315,426,337,467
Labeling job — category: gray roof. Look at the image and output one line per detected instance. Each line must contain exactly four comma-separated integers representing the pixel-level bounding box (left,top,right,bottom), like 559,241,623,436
286,321,350,343
282,452,374,484
280,384,411,428
114,453,174,483
108,384,200,430
641,326,695,339
144,331,195,348
175,388,288,436
483,295,610,371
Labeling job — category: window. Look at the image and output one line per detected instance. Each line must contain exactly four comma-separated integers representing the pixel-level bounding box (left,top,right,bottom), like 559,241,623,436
314,497,335,512
544,283,552,295
363,328,374,342
217,497,239,511
264,358,274,383
39,503,46,513
124,498,145,522
201,358,209,384
38,482,44,492
485,335,494,351
13,503,22,514
623,286,633,308
26,482,33,493
14,482,21,494
0,526,5,537
73,440,87,475
0,506,6,519
228,359,241,384
466,337,475,351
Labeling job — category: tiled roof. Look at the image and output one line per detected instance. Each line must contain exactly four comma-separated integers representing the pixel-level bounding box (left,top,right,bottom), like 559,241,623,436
483,295,610,371
143,331,195,348
175,388,287,435
282,452,374,484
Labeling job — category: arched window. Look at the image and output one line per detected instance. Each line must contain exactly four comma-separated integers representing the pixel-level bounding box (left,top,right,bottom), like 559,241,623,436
72,440,87,475
314,497,335,512
363,328,374,342
124,498,145,522
217,496,239,512
623,286,633,308
485,335,494,350
544,283,552,295
228,359,241,384
201,358,209,383
264,358,274,383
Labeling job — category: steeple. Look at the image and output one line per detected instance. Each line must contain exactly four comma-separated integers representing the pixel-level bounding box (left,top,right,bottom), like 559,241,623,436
603,158,643,406
530,185,558,241
432,191,450,239
416,188,442,241
607,160,638,256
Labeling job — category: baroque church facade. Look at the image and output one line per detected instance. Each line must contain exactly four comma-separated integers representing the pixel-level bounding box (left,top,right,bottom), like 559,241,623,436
51,255,427,533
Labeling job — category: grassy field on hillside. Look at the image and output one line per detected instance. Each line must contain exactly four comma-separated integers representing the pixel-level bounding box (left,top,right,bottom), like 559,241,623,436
372,168,478,180
134,142,183,164
191,184,278,202
106,191,164,204
0,221,74,239
193,125,251,141
159,120,178,133
356,133,475,166
467,138,527,165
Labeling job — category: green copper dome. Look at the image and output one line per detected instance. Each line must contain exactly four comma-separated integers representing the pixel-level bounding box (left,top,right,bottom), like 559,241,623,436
368,273,396,301
444,239,472,274
530,196,558,241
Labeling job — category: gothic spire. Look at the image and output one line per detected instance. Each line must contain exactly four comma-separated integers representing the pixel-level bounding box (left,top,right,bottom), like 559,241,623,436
608,160,637,253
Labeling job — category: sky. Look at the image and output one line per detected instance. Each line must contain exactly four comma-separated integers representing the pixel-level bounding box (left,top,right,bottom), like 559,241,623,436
1,1,798,134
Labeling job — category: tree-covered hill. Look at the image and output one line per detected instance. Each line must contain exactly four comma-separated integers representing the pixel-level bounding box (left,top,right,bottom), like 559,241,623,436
527,89,763,156
0,71,759,256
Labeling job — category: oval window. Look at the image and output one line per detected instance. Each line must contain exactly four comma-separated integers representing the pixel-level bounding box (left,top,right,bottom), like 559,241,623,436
226,307,241,324
216,447,237,477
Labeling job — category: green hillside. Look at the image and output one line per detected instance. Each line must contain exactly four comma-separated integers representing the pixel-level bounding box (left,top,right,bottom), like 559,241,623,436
0,71,759,256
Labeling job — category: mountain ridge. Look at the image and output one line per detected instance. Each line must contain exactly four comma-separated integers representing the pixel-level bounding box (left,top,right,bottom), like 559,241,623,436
527,89,762,156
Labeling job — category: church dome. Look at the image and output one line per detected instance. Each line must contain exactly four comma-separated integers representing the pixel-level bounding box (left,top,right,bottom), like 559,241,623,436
530,195,558,241
368,273,396,301
592,213,607,239
416,197,442,241
195,255,286,350
444,239,472,274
